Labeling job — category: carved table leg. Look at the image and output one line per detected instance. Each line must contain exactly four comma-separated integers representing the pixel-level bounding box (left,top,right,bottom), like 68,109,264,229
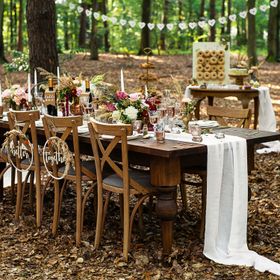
156,186,178,255
150,157,181,256
254,97,259,129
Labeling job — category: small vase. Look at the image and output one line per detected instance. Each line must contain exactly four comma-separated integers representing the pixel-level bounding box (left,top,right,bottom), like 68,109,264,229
182,113,193,131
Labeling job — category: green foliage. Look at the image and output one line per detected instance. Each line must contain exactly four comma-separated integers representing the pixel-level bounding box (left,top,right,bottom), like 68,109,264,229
3,51,29,73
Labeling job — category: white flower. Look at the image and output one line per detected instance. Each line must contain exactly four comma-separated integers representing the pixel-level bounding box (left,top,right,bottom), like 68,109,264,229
124,106,138,120
112,110,121,121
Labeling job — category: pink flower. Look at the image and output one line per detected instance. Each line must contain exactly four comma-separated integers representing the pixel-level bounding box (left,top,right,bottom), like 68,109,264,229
115,91,128,100
129,93,140,102
2,89,11,99
106,103,116,112
76,87,83,97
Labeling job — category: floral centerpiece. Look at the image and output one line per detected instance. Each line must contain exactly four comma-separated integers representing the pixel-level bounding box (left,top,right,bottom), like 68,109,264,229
98,90,148,124
2,84,29,110
56,75,83,116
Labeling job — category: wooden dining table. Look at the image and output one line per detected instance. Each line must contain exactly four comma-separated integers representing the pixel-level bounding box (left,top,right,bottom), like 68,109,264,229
1,119,280,256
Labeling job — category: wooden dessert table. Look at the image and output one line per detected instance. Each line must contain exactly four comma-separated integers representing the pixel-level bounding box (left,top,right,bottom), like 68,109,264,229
190,87,259,129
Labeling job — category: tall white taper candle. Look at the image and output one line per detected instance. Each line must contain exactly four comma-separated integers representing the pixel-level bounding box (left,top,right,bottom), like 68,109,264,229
57,66,60,86
28,73,32,103
0,82,2,106
34,68,38,95
120,68,125,92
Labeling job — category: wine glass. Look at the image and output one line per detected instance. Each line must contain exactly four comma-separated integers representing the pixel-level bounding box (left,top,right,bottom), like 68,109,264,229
35,91,44,114
148,110,159,137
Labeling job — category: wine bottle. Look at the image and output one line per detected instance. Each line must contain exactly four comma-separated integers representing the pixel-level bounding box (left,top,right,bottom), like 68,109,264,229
47,78,57,116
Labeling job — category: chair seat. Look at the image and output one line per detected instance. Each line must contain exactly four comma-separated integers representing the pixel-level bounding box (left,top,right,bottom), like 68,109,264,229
103,169,153,191
59,160,96,177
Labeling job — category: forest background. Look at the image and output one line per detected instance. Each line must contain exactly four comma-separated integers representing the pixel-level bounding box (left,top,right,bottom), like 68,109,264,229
0,0,279,70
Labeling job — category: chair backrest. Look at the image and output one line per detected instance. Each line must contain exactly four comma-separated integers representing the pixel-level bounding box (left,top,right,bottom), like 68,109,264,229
88,119,148,194
42,114,83,179
6,110,40,172
206,106,252,128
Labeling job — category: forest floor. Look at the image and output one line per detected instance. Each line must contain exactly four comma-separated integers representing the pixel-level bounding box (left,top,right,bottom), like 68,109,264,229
0,54,280,279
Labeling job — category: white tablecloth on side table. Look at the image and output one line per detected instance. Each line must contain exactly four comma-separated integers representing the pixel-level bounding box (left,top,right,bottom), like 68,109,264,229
165,133,280,276
184,85,280,153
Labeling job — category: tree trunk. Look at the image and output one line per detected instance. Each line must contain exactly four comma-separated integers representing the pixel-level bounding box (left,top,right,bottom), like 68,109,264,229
221,0,225,35
90,0,99,60
138,0,152,55
177,0,184,49
63,10,69,50
27,0,59,80
0,0,7,63
197,0,205,41
17,0,23,51
277,2,280,61
267,4,278,61
247,0,257,66
78,3,87,49
10,0,14,48
227,0,231,35
209,0,216,41
102,0,110,52
159,0,169,51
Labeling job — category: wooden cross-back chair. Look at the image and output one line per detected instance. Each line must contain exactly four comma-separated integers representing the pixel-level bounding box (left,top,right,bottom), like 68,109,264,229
180,105,252,239
6,110,42,226
88,119,156,261
0,105,16,203
42,114,97,246
207,106,252,128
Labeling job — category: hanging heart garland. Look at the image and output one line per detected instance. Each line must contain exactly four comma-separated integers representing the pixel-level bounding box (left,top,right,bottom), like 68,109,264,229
178,22,187,30
157,23,165,31
249,8,257,15
259,5,268,12
129,20,136,28
208,19,216,27
102,15,108,22
77,6,84,13
219,17,227,24
93,12,100,20
239,11,247,18
198,21,206,28
110,17,118,24
139,22,146,29
166,23,174,30
189,22,197,29
147,23,155,30
270,0,278,7
120,19,127,26
229,14,237,21
69,4,271,33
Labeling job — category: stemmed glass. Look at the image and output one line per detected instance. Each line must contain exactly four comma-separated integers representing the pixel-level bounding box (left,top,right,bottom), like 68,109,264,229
148,110,159,137
35,91,44,114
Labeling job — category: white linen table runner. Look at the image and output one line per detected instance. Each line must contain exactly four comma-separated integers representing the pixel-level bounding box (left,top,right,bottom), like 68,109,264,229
165,133,280,275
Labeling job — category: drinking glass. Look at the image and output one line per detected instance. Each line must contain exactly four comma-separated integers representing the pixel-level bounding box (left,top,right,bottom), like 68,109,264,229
148,110,159,136
35,91,44,114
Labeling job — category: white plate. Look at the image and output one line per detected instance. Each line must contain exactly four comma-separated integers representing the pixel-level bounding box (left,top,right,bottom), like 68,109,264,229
189,120,219,128
35,120,43,127
101,131,141,140
78,125,89,134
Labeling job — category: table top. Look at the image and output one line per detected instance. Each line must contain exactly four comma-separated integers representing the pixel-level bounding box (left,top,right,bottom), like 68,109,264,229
189,87,259,94
0,119,279,159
